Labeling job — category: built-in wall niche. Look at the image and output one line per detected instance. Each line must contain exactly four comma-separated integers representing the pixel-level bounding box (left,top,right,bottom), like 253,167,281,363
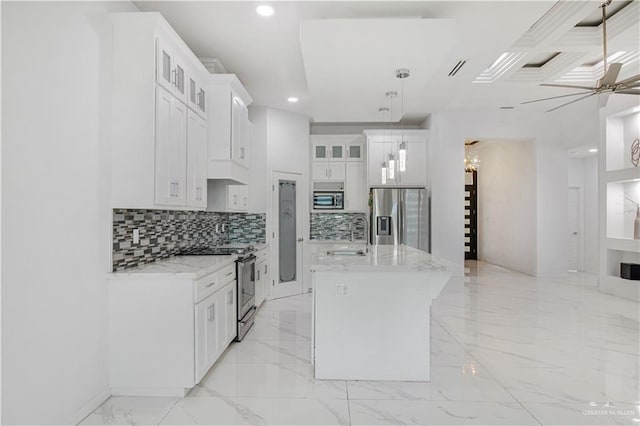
606,107,640,172
606,180,640,240
606,249,640,279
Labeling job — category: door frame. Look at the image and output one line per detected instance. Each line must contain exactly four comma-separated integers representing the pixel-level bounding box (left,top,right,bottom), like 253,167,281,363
269,171,305,299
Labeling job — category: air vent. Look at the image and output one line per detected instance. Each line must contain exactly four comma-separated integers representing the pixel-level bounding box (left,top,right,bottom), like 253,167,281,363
448,60,467,77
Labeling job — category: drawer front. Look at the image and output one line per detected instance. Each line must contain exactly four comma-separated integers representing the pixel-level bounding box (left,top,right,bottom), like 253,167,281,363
195,271,221,303
219,263,236,285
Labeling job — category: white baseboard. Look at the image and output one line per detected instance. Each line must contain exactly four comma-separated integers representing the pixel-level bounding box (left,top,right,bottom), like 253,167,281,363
70,388,111,425
111,387,190,397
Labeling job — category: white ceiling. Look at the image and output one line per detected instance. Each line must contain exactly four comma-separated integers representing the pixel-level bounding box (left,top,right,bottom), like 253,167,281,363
134,1,640,122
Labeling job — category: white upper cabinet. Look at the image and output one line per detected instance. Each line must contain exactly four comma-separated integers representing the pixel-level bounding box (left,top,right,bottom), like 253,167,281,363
156,37,187,105
345,162,366,211
186,109,207,208
365,129,429,187
312,142,345,161
206,75,253,183
187,73,207,118
111,13,209,210
346,141,364,161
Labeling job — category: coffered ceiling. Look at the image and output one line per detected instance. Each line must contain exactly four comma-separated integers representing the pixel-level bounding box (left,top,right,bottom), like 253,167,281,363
134,1,640,122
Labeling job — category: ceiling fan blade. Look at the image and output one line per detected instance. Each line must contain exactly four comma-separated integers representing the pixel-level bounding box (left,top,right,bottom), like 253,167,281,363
547,92,598,112
521,91,594,105
617,73,640,86
615,89,640,95
541,83,597,90
601,63,623,86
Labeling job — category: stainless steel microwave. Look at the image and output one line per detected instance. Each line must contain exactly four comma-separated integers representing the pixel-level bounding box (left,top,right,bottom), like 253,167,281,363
313,191,344,210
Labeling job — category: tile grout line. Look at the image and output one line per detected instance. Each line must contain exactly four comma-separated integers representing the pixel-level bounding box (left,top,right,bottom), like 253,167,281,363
464,349,544,426
156,397,181,425
345,380,352,426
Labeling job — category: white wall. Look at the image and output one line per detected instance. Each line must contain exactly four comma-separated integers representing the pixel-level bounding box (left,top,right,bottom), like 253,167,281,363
1,2,136,424
248,106,268,213
430,109,570,276
475,141,537,275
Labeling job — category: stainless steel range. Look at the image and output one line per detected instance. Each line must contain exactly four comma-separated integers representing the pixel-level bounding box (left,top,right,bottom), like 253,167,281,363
178,246,257,341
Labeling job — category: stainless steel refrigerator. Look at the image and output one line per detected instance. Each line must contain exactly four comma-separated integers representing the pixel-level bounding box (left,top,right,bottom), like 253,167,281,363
370,188,430,252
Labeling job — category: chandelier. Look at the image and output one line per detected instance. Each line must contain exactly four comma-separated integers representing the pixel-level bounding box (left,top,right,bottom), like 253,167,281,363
464,143,480,172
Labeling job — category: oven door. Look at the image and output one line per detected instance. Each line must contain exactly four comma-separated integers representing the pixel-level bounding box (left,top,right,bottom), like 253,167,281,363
237,255,256,319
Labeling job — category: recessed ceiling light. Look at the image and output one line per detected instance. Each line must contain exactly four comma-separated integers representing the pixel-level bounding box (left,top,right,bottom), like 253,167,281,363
589,148,598,153
287,97,298,103
256,5,274,17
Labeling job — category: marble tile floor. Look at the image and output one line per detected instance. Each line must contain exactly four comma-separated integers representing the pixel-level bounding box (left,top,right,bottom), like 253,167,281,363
81,261,640,425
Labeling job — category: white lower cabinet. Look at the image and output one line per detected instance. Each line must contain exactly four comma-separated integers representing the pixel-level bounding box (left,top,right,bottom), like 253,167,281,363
108,260,237,396
254,247,270,307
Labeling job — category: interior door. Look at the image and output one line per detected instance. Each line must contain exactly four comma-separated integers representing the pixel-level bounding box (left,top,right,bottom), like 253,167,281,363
271,172,304,299
568,187,579,271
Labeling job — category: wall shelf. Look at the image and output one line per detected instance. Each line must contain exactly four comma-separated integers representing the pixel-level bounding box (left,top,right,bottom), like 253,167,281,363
606,238,640,253
606,167,640,183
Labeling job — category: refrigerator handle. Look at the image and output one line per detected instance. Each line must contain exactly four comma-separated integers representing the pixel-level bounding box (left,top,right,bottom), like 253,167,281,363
398,190,404,246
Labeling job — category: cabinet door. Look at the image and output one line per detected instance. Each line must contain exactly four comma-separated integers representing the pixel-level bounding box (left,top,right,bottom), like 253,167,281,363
345,162,365,211
155,86,186,206
195,293,218,382
231,96,249,167
312,143,329,161
186,110,207,209
346,142,364,161
239,185,249,211
327,162,345,181
329,144,345,160
206,297,220,366
227,185,240,210
188,74,198,111
156,38,174,93
197,87,206,117
367,142,386,186
397,141,427,186
223,283,237,345
255,261,264,307
312,162,329,181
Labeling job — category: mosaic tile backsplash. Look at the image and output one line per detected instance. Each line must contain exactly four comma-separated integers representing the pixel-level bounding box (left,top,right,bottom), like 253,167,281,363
229,213,266,244
112,209,266,271
310,213,367,241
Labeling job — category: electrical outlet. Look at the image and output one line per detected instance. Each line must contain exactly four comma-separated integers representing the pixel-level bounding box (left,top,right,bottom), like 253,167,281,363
133,229,140,244
335,283,348,296
222,223,227,232
215,224,220,233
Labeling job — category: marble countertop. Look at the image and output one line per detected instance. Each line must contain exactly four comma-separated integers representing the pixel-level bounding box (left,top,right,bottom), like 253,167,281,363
110,255,237,280
311,244,457,273
111,243,269,279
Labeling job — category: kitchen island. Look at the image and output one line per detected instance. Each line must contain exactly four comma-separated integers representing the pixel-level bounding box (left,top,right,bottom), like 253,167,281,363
310,243,455,381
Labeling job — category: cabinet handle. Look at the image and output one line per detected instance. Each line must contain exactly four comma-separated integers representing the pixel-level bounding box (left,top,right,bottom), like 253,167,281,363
257,270,260,280
225,271,233,277
228,291,233,305
207,305,212,321
172,69,177,87
209,304,215,322
264,265,267,274
233,194,238,204
205,281,216,288
329,168,332,178
240,147,245,160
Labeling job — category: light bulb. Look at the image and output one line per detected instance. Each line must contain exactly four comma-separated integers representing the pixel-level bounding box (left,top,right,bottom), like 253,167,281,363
399,142,406,172
381,162,387,185
388,158,395,179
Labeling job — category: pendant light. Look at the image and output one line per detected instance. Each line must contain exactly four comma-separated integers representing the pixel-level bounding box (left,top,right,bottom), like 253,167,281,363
379,107,390,184
396,68,410,173
385,92,397,182
388,153,396,179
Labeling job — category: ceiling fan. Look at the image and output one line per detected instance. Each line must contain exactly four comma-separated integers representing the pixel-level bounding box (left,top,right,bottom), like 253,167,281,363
522,0,640,112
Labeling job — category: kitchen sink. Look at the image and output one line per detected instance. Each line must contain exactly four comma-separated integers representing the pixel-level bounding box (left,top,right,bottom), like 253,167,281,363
326,249,366,256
